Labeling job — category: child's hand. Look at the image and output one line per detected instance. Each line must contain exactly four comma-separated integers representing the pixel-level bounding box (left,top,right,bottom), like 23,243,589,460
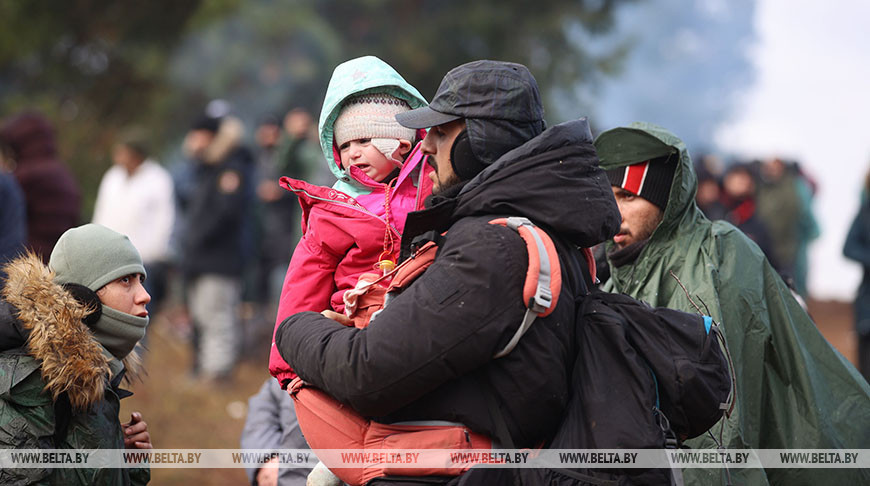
320,310,353,326
122,412,152,449
257,456,280,486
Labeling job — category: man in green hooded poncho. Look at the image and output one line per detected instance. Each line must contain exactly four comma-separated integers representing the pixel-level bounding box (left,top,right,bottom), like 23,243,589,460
594,122,870,485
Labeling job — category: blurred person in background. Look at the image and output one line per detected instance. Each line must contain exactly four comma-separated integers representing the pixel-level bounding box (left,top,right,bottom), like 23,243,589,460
720,162,778,269
279,108,330,187
93,128,175,315
0,147,27,275
246,113,303,357
693,154,726,221
242,108,325,484
843,166,870,381
0,111,80,263
755,157,820,297
240,378,312,486
255,108,326,269
175,112,254,383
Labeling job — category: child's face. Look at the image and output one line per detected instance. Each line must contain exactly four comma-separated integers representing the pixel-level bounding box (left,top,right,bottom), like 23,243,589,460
339,138,397,182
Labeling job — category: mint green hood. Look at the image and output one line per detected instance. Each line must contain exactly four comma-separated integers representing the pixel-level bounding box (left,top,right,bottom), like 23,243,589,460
595,123,870,485
318,56,427,198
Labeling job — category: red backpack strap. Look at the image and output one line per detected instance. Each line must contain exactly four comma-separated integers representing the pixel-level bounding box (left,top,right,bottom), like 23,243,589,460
387,241,439,292
488,217,562,358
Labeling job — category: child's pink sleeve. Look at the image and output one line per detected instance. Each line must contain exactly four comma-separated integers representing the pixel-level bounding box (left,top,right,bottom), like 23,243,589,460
269,219,344,386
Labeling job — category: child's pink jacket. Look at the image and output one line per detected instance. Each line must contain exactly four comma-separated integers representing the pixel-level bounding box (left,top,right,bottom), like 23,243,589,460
268,144,432,386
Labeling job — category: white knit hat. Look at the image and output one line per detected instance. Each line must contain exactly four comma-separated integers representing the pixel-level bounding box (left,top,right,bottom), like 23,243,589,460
333,94,416,148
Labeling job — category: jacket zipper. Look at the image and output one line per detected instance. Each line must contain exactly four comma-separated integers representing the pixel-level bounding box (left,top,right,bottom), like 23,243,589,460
289,186,402,237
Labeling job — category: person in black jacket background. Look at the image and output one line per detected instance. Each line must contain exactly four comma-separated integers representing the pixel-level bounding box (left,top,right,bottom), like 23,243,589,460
844,167,870,381
275,61,621,484
176,113,254,382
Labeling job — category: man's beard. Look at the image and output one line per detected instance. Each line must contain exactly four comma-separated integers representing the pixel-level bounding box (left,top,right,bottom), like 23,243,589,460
431,171,463,195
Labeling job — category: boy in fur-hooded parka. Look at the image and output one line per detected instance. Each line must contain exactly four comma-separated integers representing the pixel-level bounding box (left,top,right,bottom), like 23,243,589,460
0,224,151,485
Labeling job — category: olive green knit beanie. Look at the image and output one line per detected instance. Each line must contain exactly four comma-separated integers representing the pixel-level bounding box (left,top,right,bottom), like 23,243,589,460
49,224,148,359
49,224,146,291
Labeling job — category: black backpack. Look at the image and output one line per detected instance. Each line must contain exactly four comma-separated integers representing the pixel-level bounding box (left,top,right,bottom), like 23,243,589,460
518,238,733,486
538,289,731,486
582,292,732,440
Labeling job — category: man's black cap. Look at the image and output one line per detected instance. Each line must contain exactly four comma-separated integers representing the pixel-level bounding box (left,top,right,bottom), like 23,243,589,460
396,60,544,129
397,60,545,166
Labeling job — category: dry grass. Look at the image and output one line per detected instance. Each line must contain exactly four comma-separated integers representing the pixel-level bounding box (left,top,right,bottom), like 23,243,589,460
119,307,272,485
806,298,858,363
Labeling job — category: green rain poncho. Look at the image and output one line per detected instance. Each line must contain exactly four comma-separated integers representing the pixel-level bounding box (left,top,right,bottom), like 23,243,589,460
595,122,870,485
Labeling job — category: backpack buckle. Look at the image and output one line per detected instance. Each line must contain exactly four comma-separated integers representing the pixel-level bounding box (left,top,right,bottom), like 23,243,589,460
529,285,552,313
505,216,555,315
504,216,532,231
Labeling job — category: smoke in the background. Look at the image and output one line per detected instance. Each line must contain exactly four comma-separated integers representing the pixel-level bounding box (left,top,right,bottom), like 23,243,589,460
588,0,756,150
715,0,870,300
166,6,340,140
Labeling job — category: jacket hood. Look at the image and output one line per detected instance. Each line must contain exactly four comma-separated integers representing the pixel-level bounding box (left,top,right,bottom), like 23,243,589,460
450,118,620,248
0,111,58,161
0,253,141,410
318,56,428,197
594,122,703,246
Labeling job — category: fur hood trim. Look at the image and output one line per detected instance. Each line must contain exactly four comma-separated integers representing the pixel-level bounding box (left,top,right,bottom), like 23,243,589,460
1,252,141,410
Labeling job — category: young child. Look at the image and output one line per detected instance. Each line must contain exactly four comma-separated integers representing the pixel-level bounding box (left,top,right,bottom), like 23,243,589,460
268,56,432,387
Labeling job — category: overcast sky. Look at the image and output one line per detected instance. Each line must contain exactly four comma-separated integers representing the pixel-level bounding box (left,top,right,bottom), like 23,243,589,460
714,0,870,299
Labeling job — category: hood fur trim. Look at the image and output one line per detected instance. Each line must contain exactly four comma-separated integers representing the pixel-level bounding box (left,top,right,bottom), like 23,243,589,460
1,252,111,410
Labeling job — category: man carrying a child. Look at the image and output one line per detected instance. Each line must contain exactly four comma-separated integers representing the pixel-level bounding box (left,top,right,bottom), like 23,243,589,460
275,60,621,483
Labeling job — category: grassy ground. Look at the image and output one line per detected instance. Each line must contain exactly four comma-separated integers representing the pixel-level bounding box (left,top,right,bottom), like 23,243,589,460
810,299,859,363
119,305,271,485
119,299,860,485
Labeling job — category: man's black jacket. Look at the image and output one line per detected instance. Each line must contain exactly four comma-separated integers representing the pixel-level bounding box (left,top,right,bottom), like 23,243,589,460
179,146,253,278
276,118,620,448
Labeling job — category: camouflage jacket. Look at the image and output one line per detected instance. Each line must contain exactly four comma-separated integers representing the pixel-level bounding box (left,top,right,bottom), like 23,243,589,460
0,253,149,485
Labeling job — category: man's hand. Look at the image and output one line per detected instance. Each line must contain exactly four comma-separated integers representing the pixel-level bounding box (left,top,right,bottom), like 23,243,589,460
122,412,152,449
320,309,352,326
256,456,279,486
